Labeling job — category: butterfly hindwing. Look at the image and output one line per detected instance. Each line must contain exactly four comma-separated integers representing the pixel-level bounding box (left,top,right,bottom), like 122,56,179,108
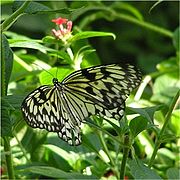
21,85,81,145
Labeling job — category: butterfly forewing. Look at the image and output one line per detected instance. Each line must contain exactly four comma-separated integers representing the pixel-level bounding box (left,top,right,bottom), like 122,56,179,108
62,64,141,119
21,64,142,145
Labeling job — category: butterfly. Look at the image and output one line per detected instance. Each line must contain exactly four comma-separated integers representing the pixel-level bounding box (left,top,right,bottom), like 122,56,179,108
21,64,142,145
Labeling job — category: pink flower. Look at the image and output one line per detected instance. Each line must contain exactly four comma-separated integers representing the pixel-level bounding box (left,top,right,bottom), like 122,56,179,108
51,17,72,42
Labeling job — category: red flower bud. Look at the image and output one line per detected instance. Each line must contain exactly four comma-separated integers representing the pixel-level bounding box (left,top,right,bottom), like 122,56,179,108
52,17,68,25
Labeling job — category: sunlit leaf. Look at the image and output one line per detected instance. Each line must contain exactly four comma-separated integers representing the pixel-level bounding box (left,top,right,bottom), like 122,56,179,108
128,158,162,179
69,31,116,43
39,67,74,85
129,116,148,137
24,166,98,179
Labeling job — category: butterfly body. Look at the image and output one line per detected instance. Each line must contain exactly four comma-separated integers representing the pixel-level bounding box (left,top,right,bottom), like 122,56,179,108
21,64,142,145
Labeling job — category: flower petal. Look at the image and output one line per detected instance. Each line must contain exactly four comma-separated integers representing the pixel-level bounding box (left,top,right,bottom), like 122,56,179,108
52,17,68,25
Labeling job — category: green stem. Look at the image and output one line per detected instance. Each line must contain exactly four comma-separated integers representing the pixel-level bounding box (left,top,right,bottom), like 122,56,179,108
148,90,180,168
98,130,120,179
0,0,32,32
86,120,128,147
99,131,115,167
135,66,179,101
80,10,173,39
13,131,31,163
113,13,173,38
120,135,131,180
1,35,15,180
3,137,15,179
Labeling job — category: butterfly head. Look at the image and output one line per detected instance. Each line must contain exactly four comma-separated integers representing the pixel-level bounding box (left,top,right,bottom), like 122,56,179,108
53,78,59,84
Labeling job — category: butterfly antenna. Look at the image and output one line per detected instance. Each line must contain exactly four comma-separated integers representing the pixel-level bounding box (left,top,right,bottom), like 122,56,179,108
56,67,59,79
32,62,54,78
55,43,60,79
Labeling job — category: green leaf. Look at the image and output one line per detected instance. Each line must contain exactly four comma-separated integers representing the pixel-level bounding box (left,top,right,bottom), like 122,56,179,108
173,27,179,51
159,134,177,143
4,31,32,40
5,32,54,61
1,95,25,137
42,36,67,48
129,116,148,137
42,36,60,44
21,128,47,155
69,31,116,43
68,30,101,67
171,110,180,135
112,2,143,20
128,158,162,179
12,1,82,15
43,144,72,163
81,134,100,155
166,167,180,179
13,1,50,14
1,0,14,5
85,118,122,145
73,45,96,69
102,118,121,135
39,67,74,85
156,56,179,75
128,106,162,124
24,166,97,179
158,148,176,161
151,74,180,104
43,144,73,171
1,34,13,94
52,7,85,15
9,40,51,53
1,98,14,137
49,50,72,64
2,95,24,110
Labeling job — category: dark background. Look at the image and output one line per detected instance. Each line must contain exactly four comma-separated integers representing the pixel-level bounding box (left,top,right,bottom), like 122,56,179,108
2,1,178,74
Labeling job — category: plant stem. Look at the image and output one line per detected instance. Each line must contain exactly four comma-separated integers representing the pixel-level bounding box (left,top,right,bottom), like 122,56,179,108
120,135,131,179
86,119,127,146
0,0,32,32
98,131,120,178
113,13,173,38
3,137,15,179
134,75,152,101
99,131,115,167
66,47,80,70
13,131,31,163
1,35,15,180
66,47,74,60
148,90,180,168
80,9,173,39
